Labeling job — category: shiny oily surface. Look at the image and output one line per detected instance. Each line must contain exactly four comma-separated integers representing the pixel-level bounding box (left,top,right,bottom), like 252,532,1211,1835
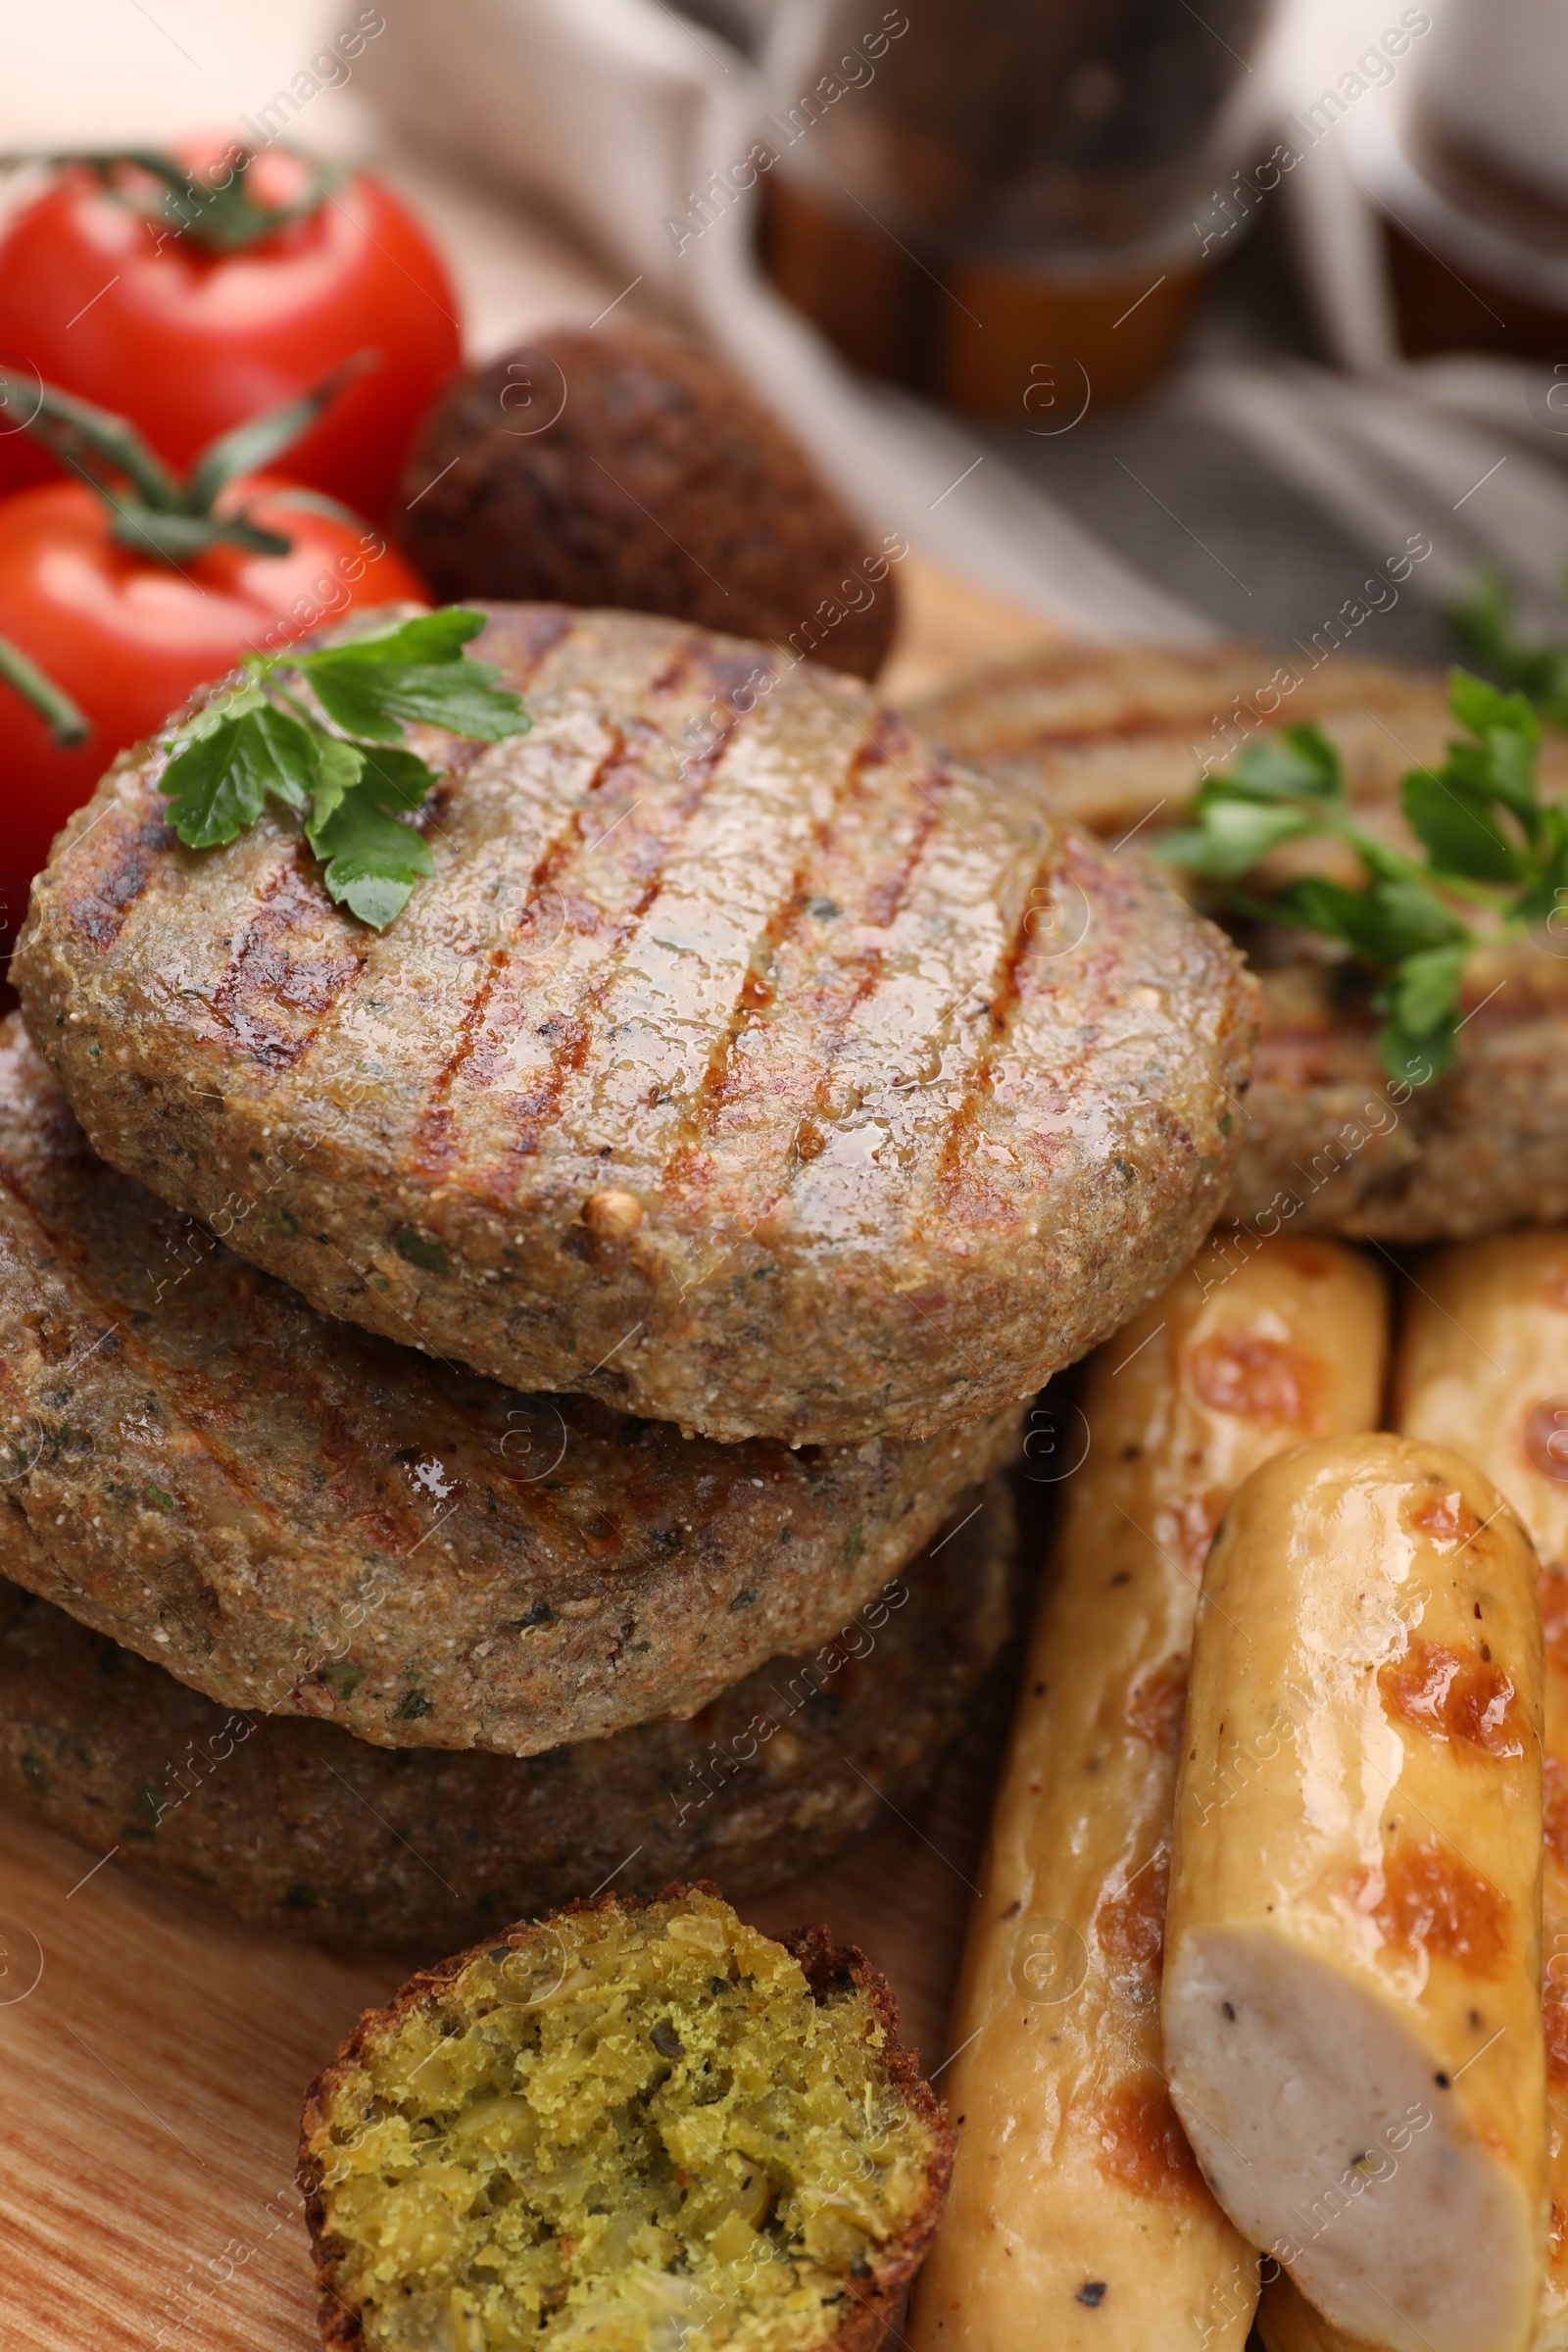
14,604,1255,1444
913,638,1568,1243
1166,1435,1546,2352
909,1232,1387,2352
0,1015,1012,1753
1395,1230,1568,2349
299,1890,948,2352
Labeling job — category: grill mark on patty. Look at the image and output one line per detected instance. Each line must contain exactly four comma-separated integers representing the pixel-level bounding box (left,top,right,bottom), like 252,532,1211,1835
671,721,952,1198
471,602,576,685
209,853,367,1069
0,1117,445,1563
196,1279,449,1545
817,721,951,1054
657,733,887,1192
412,723,635,1175
995,714,1229,759
450,638,769,1180
413,948,513,1175
928,833,1064,1220
0,1136,288,1561
777,735,956,1194
60,812,173,952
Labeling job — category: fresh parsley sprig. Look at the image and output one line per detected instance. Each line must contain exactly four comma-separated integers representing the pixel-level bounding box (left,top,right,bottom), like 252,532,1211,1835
159,609,530,928
1448,567,1568,726
1156,669,1568,1086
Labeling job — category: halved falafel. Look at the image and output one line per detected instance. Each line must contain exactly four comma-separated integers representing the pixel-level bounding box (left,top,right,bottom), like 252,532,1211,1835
299,1886,953,2351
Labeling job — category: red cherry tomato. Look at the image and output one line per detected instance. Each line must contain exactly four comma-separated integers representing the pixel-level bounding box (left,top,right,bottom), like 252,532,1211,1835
0,148,462,521
0,475,428,914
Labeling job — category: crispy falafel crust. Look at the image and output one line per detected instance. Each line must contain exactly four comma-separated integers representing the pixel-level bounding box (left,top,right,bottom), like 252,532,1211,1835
914,640,1568,1241
395,327,899,679
298,1886,954,2352
0,1016,1015,1751
15,605,1254,1445
0,1486,1012,1951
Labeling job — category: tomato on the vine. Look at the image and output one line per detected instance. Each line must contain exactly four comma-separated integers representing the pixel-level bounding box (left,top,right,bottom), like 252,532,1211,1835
0,478,427,908
0,373,427,921
0,142,462,521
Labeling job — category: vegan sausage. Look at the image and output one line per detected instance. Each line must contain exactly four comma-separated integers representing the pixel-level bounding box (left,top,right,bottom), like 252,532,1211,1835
1396,1230,1568,2350
1165,1434,1546,2352
909,1232,1386,2351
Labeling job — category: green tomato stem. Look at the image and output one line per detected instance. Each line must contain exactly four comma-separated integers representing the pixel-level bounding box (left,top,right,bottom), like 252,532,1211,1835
56,145,340,253
0,635,90,746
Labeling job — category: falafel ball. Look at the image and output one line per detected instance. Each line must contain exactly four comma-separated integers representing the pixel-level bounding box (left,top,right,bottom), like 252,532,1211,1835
395,326,899,677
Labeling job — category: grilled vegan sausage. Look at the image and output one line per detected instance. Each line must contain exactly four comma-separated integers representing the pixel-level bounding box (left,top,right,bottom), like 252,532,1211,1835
908,1232,1387,2352
1165,1435,1547,2352
14,604,1255,1446
1395,1230,1568,2350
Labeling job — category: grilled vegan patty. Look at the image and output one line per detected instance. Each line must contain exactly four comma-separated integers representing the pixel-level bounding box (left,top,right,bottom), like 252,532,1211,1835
15,604,1255,1444
0,1017,1015,1752
915,641,1568,1240
0,1482,1011,1952
298,1886,953,2352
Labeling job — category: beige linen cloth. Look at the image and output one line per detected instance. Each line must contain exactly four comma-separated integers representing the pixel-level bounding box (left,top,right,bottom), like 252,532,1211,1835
356,0,1205,639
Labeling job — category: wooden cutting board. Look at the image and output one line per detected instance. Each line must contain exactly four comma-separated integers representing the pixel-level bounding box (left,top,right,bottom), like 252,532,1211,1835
0,560,1064,2352
0,1652,1021,2352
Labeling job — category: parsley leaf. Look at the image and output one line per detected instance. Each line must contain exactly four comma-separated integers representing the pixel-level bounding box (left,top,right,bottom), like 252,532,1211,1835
157,607,530,927
161,704,314,844
308,785,435,929
1447,569,1568,726
1228,722,1345,803
308,735,364,830
294,610,527,744
1159,798,1319,877
1401,765,1521,881
1269,874,1466,962
1377,943,1470,1084
1156,665,1561,1085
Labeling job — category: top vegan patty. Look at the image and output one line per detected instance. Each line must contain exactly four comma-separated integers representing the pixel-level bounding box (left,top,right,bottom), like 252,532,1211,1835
15,604,1255,1444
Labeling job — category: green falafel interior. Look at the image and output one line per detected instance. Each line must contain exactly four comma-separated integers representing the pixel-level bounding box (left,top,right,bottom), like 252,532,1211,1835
301,1887,949,2351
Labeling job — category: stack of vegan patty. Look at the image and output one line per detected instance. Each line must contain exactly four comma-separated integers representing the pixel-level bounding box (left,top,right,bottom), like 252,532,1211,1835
0,605,1256,1949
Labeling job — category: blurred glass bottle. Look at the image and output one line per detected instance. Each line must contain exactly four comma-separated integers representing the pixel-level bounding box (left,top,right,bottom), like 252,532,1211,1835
1351,0,1568,364
760,0,1278,415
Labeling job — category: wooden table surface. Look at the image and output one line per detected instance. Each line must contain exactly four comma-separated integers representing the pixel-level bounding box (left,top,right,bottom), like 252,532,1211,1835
0,1658,1023,2352
0,560,1063,2351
